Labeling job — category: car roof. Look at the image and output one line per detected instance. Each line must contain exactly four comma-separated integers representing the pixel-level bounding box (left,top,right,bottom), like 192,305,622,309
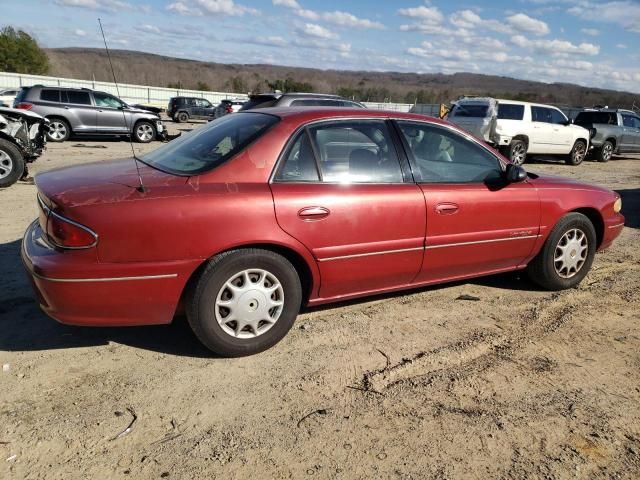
241,106,446,124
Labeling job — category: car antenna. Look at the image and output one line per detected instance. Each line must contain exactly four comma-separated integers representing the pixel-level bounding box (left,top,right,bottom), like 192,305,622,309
98,18,145,193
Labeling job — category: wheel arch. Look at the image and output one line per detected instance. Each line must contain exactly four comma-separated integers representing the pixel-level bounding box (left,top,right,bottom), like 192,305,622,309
605,137,617,149
512,134,529,147
571,207,604,249
176,242,318,317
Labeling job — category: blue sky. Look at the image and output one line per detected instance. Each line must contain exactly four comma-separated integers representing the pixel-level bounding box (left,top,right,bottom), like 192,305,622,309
5,0,640,93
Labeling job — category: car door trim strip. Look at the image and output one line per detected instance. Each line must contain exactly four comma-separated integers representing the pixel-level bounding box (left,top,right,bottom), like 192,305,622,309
318,247,424,262
31,272,178,283
425,235,541,250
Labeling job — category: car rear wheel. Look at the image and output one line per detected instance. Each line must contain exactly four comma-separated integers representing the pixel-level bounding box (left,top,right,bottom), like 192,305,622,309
508,140,527,165
527,212,596,290
596,140,613,163
133,121,155,143
186,249,302,357
0,139,25,188
566,140,587,165
47,118,70,142
176,111,189,123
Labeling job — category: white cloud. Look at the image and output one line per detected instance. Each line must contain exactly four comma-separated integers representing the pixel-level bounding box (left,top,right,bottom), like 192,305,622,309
449,10,482,29
511,35,600,56
616,43,627,49
580,28,599,36
74,29,87,36
553,59,594,71
272,1,383,29
272,0,299,7
568,1,640,33
299,23,338,39
398,5,443,25
506,13,550,35
167,0,257,16
55,0,133,11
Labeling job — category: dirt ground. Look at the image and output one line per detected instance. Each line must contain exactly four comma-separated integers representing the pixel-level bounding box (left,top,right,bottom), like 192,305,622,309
1,119,639,479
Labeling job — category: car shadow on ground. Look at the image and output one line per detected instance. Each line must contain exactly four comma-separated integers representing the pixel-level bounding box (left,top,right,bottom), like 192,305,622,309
616,188,640,229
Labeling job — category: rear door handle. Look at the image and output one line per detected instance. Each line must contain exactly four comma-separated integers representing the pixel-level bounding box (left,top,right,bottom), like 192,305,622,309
298,206,330,220
435,203,459,215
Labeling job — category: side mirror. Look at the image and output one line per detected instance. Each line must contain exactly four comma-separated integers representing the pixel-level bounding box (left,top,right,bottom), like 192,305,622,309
506,164,527,182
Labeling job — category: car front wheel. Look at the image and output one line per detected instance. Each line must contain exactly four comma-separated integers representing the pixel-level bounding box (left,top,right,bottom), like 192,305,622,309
0,139,25,188
133,121,156,143
527,212,596,290
186,249,302,357
566,140,587,165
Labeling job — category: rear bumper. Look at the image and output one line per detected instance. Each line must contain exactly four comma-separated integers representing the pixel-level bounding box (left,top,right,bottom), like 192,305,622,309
21,220,200,326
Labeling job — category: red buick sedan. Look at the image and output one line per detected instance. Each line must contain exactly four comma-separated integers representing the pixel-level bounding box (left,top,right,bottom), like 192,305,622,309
23,108,624,356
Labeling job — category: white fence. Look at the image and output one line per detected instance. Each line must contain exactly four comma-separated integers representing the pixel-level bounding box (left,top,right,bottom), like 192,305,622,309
0,71,248,107
0,71,426,113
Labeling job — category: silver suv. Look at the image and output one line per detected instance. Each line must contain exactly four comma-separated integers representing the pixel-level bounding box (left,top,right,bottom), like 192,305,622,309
14,86,165,143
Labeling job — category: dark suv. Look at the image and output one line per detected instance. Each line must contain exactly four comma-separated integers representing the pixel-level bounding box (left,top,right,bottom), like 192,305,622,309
167,97,217,122
14,86,164,143
239,93,365,111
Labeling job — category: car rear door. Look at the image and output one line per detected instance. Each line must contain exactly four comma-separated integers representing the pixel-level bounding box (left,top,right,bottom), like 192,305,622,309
394,120,540,283
621,114,640,152
62,90,96,133
270,119,426,300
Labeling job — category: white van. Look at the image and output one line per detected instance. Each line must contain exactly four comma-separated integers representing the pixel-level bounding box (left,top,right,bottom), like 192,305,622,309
447,98,591,165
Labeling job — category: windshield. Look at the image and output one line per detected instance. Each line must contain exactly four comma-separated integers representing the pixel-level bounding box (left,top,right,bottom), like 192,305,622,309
141,112,279,175
451,104,489,118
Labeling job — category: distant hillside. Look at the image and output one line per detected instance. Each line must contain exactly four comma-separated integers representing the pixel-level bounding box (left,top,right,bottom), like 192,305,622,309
45,48,638,108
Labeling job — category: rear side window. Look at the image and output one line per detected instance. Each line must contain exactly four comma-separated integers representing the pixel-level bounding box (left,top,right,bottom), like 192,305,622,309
66,91,91,105
275,131,320,182
497,104,524,120
141,112,279,175
40,89,61,102
451,104,489,118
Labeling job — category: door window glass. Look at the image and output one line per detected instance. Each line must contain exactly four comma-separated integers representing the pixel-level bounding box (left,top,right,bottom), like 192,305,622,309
549,108,568,125
397,121,503,183
308,121,403,183
94,92,124,108
622,115,640,128
531,106,553,123
66,91,91,105
274,131,320,182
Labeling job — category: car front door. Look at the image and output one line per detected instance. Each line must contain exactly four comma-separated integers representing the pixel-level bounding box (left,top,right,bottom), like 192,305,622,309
548,107,574,152
394,121,540,283
93,92,128,133
621,114,640,152
271,119,426,300
530,106,558,153
199,99,215,118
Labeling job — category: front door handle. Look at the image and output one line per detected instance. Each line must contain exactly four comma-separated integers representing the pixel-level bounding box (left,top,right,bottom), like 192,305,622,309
298,206,330,220
435,203,459,215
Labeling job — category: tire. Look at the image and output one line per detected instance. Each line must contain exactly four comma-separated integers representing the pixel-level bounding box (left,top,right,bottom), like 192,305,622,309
595,140,614,163
508,140,527,165
566,140,587,165
176,111,189,123
186,248,303,357
0,139,25,188
132,121,156,143
47,118,70,142
527,212,596,291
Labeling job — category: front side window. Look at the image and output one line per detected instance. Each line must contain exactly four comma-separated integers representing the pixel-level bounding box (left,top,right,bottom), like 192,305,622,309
93,92,124,109
549,108,568,125
141,112,279,175
622,115,640,128
275,120,404,183
397,121,503,183
498,103,524,120
66,91,91,105
531,106,553,123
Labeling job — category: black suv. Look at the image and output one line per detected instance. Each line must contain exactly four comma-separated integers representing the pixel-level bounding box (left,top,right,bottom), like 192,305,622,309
167,97,217,122
240,93,365,111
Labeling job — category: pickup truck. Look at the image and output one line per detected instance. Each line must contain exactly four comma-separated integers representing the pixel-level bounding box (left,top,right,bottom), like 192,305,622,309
573,109,640,162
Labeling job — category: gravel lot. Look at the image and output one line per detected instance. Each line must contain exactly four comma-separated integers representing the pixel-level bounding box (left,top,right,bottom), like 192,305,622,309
1,119,639,479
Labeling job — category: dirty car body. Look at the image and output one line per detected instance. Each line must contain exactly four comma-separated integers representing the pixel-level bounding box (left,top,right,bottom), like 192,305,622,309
0,107,48,187
22,108,624,356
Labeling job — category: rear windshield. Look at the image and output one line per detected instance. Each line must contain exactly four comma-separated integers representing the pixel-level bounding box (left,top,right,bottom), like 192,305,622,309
497,104,525,120
451,104,489,118
141,112,279,175
574,111,617,125
240,97,278,111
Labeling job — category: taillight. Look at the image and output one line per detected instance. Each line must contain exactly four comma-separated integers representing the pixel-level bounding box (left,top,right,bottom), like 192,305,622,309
15,102,33,110
47,213,98,249
225,105,233,113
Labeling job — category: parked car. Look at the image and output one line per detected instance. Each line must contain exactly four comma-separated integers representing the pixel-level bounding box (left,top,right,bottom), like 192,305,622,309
239,92,365,110
167,96,217,122
23,108,624,356
129,103,163,115
213,99,246,119
573,109,640,162
0,106,48,187
13,86,165,143
447,98,591,165
0,88,19,106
